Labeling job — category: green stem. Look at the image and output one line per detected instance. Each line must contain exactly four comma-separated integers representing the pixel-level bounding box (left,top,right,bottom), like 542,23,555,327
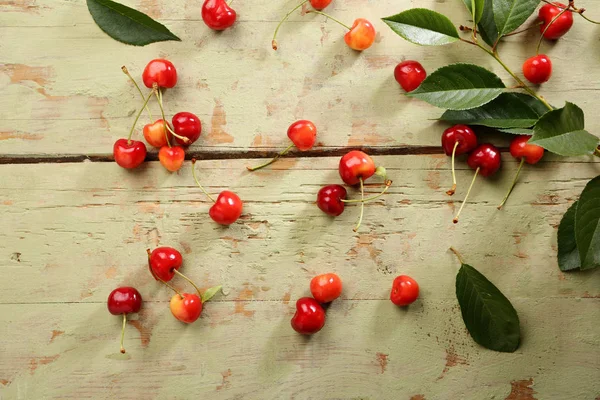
120,313,127,354
247,142,294,171
446,141,459,196
537,7,569,54
127,88,155,143
173,270,203,298
122,66,152,120
191,159,216,202
577,11,600,24
453,167,479,224
504,21,544,37
353,177,365,232
594,146,600,157
306,10,351,30
498,158,525,210
154,89,171,148
449,247,466,265
272,0,308,50
342,179,392,203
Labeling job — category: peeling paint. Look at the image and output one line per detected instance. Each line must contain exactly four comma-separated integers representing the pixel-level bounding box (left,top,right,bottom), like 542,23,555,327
375,352,388,374
505,378,537,400
49,330,64,343
207,99,234,144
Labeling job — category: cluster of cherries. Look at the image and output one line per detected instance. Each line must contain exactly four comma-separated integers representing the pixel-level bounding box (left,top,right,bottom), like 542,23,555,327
114,60,202,172
291,273,420,335
107,246,221,353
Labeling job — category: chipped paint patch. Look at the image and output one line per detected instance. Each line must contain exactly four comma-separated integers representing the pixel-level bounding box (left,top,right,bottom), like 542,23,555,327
251,133,276,147
348,121,393,147
216,369,232,390
0,63,52,86
0,379,10,386
104,266,118,279
49,330,64,343
207,99,234,144
410,396,426,400
29,354,60,374
375,352,388,374
0,131,44,141
438,345,468,379
505,378,537,400
425,171,441,190
364,55,397,70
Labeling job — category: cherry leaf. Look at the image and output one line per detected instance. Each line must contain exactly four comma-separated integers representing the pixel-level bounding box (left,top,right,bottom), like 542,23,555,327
382,9,460,46
558,201,581,271
492,0,541,36
478,1,500,46
202,285,223,303
575,176,600,270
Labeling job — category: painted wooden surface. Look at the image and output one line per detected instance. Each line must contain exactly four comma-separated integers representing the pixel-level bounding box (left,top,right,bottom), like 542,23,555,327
1,0,600,399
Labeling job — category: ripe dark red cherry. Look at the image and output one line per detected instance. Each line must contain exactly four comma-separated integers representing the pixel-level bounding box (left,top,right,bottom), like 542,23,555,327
142,59,177,89
339,150,376,186
172,112,202,146
317,185,347,216
390,275,419,306
291,297,326,335
523,55,552,84
310,0,332,10
148,247,183,282
394,60,427,92
539,2,573,40
441,125,478,195
113,139,147,169
202,0,237,31
498,136,545,209
453,144,501,223
344,18,376,51
170,293,203,323
310,273,343,303
209,191,243,225
158,146,185,172
107,287,142,353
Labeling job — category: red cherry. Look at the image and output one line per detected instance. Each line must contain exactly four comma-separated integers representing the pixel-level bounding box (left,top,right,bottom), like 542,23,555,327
539,2,573,40
202,0,237,31
172,112,202,146
344,18,376,51
107,287,142,353
209,191,243,225
453,144,501,223
158,146,185,172
291,297,326,335
143,119,172,148
442,125,478,195
148,247,183,282
310,0,332,10
390,275,419,306
142,59,177,89
523,55,552,84
394,60,427,92
317,185,347,216
339,150,376,186
498,136,545,209
170,293,203,324
113,139,147,169
287,120,317,151
310,273,343,303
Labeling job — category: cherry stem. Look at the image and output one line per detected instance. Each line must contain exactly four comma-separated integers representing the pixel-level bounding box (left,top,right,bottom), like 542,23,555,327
449,247,466,265
537,7,569,55
594,146,600,158
504,21,544,36
122,66,152,120
191,159,216,202
447,141,459,196
173,269,203,298
353,177,365,232
306,10,352,30
453,167,479,224
154,88,172,148
272,0,308,50
120,313,127,354
247,142,294,171
342,179,392,203
498,158,525,210
127,88,155,144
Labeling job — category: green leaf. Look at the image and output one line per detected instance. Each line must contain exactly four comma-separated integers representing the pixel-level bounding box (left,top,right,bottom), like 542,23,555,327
202,285,222,303
382,9,460,46
408,63,505,110
499,128,534,135
87,0,180,46
530,102,599,156
478,1,499,46
440,93,548,128
492,0,540,36
464,0,486,23
575,176,600,270
558,201,581,271
456,263,520,352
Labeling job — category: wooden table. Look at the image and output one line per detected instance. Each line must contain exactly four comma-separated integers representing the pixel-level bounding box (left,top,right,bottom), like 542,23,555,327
1,0,599,398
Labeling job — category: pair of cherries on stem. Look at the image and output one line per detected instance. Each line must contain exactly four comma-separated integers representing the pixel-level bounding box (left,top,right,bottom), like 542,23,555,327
107,287,142,354
291,273,342,335
148,247,221,323
273,0,375,51
522,3,574,84
318,150,392,232
202,0,236,31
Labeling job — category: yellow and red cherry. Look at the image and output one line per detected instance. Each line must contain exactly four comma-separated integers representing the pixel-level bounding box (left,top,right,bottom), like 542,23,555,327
453,144,502,223
172,112,202,146
148,247,183,282
523,55,552,84
247,120,317,171
158,146,185,172
390,275,419,306
142,59,177,89
113,139,147,169
170,293,203,324
143,119,172,148
310,273,342,303
339,150,376,186
539,2,573,40
344,18,376,51
291,297,326,335
441,125,478,195
317,185,347,216
107,287,142,353
394,60,427,92
498,135,545,209
192,160,243,225
202,0,237,31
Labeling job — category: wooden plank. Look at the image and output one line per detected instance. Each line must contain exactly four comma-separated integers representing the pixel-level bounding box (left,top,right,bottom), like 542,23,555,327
1,0,599,156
